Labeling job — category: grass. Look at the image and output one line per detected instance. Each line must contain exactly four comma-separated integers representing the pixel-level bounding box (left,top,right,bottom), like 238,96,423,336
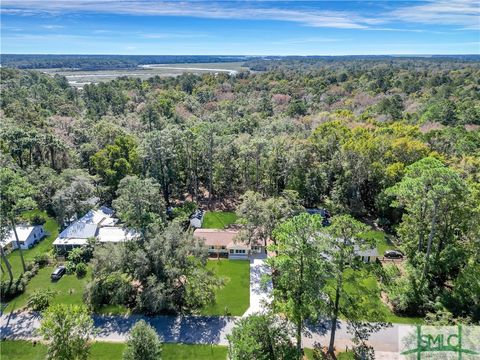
202,211,238,229
0,340,228,360
337,267,423,325
305,349,353,359
1,210,59,280
3,265,91,313
360,230,395,256
201,259,250,316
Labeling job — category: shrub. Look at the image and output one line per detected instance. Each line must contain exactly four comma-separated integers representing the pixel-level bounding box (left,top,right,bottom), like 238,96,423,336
65,261,76,275
0,277,28,301
75,262,87,278
33,253,50,267
27,289,57,311
30,213,47,225
123,320,163,360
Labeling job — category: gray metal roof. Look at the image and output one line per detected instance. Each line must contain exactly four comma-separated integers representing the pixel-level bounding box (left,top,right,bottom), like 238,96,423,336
59,222,98,239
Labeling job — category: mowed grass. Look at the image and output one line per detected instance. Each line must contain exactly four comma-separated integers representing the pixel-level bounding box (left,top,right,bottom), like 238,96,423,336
1,210,59,280
202,212,238,229
3,265,91,313
305,349,353,359
359,230,395,256
202,259,250,316
0,341,228,360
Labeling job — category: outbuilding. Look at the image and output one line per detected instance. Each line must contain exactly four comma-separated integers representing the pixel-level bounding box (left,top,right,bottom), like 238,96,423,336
1,225,45,251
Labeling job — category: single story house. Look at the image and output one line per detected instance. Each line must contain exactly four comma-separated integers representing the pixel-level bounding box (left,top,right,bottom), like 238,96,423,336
1,225,45,251
53,206,137,251
193,229,264,260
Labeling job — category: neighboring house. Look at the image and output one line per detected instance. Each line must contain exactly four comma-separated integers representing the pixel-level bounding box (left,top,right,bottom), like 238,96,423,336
1,225,45,251
354,245,378,263
306,208,331,226
193,229,264,260
189,209,204,228
53,206,137,251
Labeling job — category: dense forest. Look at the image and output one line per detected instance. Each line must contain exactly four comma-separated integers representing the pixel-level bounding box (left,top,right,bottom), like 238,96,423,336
1,54,253,70
1,58,479,322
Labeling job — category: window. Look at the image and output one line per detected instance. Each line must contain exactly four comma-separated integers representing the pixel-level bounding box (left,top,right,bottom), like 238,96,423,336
221,246,226,250
209,246,215,250
235,249,246,254
229,249,234,254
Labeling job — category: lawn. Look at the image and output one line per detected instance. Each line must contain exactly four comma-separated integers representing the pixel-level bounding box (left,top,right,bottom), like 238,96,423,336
0,340,228,360
1,210,59,280
338,268,423,325
201,259,250,316
360,230,395,256
305,349,353,359
3,265,91,313
202,211,238,229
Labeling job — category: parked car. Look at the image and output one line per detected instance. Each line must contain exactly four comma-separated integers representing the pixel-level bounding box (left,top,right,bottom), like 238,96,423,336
51,266,66,280
384,250,404,259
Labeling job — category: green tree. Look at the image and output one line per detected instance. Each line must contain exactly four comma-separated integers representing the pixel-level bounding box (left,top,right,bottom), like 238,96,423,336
112,176,166,235
123,320,162,360
227,313,296,360
322,215,369,356
267,213,328,357
0,167,37,273
38,304,95,360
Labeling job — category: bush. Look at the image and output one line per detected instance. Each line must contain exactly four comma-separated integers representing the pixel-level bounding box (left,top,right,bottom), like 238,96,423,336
123,320,163,360
30,213,47,225
75,262,87,278
33,253,50,267
0,277,28,301
27,289,57,311
65,261,76,275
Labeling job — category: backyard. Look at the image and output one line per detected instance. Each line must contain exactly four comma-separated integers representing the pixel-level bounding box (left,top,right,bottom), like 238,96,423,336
0,340,228,360
202,211,237,229
202,259,250,316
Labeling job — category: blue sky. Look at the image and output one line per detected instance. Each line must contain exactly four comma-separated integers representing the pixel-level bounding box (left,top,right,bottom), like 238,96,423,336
1,1,479,55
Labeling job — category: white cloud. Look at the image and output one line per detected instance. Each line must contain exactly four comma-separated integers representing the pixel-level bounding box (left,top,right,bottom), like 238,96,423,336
390,0,480,30
42,24,64,29
0,1,377,29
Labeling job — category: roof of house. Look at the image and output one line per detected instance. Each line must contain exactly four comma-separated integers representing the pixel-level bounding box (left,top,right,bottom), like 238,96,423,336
354,245,378,257
193,229,242,248
57,222,98,240
80,206,116,226
97,227,138,243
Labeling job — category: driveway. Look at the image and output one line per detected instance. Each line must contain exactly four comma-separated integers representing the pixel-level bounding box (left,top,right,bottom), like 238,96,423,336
243,254,272,316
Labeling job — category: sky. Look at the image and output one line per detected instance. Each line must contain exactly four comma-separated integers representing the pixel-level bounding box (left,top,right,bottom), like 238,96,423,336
1,0,479,55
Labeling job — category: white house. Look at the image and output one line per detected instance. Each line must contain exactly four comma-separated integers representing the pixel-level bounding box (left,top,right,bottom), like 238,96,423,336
1,225,45,251
193,229,264,260
53,206,138,251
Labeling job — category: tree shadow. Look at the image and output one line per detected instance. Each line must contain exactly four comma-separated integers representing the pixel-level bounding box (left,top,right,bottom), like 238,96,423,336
0,311,41,340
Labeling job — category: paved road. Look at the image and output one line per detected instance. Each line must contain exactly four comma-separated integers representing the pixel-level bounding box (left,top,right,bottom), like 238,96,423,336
0,310,411,353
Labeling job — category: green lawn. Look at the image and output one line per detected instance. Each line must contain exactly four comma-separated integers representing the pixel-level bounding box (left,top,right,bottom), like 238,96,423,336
3,265,91,313
202,259,250,316
305,349,353,359
1,210,59,280
202,211,238,229
0,341,228,360
339,268,423,325
360,230,395,256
